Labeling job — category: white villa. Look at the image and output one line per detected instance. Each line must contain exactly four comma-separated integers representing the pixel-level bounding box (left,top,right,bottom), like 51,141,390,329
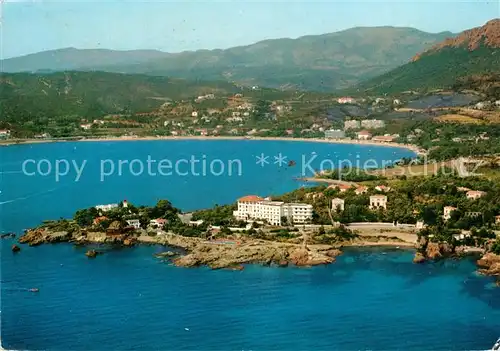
126,219,141,229
369,195,387,210
233,195,313,226
331,198,345,212
466,190,487,200
95,203,119,212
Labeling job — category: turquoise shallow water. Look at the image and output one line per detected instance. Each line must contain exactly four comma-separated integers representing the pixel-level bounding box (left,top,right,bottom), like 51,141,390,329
1,140,499,350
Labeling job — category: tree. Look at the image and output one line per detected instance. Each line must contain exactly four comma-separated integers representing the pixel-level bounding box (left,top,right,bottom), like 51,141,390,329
74,207,98,226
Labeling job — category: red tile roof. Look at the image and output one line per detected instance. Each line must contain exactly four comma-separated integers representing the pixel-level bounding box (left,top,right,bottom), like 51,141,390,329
238,195,264,202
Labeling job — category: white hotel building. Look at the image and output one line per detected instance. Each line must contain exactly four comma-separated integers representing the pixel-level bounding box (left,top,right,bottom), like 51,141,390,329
233,195,313,226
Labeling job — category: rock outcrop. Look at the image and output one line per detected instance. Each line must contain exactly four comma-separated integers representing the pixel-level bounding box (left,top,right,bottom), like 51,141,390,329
11,244,21,253
414,236,454,263
413,252,426,263
85,250,99,258
477,253,500,276
413,19,500,61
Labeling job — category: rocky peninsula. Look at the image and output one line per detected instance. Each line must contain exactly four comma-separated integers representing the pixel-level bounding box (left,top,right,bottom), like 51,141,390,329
18,226,342,269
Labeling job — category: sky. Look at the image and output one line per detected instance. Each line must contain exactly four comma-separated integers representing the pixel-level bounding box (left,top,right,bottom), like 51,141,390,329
1,0,499,59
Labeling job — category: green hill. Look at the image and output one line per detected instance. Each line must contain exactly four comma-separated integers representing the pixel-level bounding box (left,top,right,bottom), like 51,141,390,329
2,27,452,92
357,46,500,94
357,19,500,94
0,71,239,123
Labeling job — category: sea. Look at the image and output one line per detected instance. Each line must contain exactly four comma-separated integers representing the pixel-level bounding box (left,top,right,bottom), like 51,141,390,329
1,140,499,351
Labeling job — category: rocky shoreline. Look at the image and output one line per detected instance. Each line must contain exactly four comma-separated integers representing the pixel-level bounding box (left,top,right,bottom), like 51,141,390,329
18,228,342,269
15,227,500,283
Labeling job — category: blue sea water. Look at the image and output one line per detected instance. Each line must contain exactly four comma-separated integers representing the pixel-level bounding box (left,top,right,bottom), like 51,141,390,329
1,140,499,350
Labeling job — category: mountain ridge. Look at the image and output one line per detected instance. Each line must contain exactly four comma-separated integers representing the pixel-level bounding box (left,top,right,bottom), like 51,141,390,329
1,26,454,91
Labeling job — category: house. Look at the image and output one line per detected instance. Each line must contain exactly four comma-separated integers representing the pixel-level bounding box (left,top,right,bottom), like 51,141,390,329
457,187,472,192
233,195,312,226
324,129,346,139
126,219,141,229
453,232,471,241
95,203,119,212
369,195,387,210
195,129,208,136
331,198,345,212
122,200,129,208
357,130,372,140
232,111,241,117
328,183,352,193
337,97,355,104
0,129,11,139
171,131,179,136
443,206,457,221
189,219,205,226
355,186,368,195
372,135,395,143
466,190,487,200
191,111,199,118
80,123,93,130
150,218,168,228
495,215,500,225
393,99,401,105
286,129,294,135
375,185,392,192
344,120,361,130
416,221,426,229
34,133,51,139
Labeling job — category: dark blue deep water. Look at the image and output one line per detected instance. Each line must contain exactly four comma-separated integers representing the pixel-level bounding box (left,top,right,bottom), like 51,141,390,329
1,140,499,350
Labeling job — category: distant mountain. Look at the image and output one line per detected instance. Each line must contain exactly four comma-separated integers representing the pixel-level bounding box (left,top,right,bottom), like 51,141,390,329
1,48,171,73
1,27,452,91
358,19,500,94
0,71,239,122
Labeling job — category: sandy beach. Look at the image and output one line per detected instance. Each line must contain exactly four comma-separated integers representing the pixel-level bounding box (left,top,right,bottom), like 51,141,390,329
0,135,423,154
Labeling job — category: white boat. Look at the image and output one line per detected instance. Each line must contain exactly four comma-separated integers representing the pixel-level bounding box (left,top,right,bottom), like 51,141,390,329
492,337,500,351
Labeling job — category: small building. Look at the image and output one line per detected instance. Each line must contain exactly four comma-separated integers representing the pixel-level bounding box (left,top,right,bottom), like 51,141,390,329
375,185,392,193
331,198,345,212
369,195,387,210
372,135,395,143
0,129,11,139
150,218,168,228
466,190,487,200
191,111,199,118
338,97,355,104
357,130,372,140
80,123,93,130
355,186,368,195
324,129,346,139
95,203,119,212
328,183,352,193
189,219,205,226
495,215,500,225
416,221,426,229
126,219,141,229
443,206,457,221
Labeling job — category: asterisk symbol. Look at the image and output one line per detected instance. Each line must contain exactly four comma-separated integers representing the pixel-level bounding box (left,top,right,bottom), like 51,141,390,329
256,153,269,167
274,153,288,167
